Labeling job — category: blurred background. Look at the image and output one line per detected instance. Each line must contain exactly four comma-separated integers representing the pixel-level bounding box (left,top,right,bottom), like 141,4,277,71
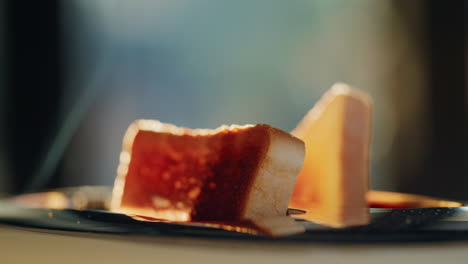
0,0,466,200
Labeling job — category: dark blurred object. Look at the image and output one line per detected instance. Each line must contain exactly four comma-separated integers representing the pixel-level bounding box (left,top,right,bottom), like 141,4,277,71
422,0,467,199
3,0,63,193
0,0,8,194
393,0,467,200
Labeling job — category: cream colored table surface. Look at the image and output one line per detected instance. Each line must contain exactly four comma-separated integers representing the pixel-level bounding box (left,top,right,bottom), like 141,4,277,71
1,225,468,264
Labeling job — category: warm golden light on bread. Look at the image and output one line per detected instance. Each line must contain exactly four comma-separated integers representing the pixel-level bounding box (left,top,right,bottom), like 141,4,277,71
11,192,69,210
111,120,305,222
290,83,372,227
367,190,463,208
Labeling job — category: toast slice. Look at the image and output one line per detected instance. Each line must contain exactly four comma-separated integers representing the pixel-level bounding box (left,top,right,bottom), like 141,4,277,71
111,120,305,222
367,190,463,208
290,83,372,227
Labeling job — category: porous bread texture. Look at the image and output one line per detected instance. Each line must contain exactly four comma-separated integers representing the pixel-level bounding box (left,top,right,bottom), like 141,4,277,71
112,120,305,221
